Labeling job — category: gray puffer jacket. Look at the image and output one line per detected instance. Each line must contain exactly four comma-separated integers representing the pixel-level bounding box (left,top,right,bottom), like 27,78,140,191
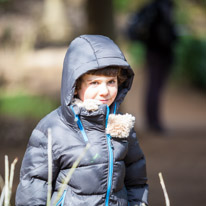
16,35,148,206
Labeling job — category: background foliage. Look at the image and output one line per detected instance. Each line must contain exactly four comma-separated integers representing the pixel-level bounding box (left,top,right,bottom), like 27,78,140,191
0,0,206,115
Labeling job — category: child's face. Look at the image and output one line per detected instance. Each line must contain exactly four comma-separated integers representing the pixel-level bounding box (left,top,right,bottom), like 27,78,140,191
77,74,118,106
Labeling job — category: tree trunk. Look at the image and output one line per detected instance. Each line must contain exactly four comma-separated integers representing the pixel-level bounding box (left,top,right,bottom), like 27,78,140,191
39,0,72,46
86,0,116,40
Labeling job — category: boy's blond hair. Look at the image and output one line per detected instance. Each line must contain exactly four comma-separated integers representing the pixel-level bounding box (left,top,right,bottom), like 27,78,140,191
75,67,127,91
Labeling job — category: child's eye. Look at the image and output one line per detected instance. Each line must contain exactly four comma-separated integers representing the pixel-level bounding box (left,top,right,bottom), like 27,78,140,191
108,80,116,85
90,81,99,85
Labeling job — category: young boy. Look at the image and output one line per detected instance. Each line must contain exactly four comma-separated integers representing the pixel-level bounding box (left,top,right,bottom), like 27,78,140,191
16,34,148,206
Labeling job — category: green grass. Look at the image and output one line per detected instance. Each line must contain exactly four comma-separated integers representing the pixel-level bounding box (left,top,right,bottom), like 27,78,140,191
0,92,59,119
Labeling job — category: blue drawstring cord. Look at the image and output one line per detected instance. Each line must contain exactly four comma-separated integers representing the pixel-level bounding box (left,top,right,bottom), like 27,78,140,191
70,105,88,142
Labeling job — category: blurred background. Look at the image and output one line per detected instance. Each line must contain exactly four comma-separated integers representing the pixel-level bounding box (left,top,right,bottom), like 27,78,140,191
0,0,206,205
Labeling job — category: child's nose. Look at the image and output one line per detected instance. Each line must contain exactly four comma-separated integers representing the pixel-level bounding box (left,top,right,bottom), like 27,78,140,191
100,83,109,96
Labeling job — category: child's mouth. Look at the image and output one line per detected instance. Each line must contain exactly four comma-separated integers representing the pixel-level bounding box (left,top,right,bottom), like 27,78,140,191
99,99,109,103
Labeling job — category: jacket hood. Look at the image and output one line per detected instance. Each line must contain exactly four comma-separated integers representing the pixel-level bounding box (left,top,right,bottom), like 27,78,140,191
61,34,134,111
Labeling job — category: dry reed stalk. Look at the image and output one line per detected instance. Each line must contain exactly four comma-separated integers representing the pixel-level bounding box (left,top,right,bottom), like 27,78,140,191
53,143,91,206
159,172,170,206
4,155,9,206
0,175,5,206
9,158,18,202
47,128,52,206
0,187,5,206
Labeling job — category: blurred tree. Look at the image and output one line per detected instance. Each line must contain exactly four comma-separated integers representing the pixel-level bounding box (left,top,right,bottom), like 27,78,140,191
86,0,115,40
37,0,72,47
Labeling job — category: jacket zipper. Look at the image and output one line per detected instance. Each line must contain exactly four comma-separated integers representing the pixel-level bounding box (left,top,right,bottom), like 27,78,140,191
105,105,114,206
105,134,113,206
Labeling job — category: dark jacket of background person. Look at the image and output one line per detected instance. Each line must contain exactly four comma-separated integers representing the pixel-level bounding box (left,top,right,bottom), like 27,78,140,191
128,0,178,131
15,35,148,206
144,0,178,131
143,0,177,53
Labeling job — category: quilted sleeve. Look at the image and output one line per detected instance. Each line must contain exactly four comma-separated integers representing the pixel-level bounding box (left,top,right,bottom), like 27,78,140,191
15,129,59,206
124,129,149,206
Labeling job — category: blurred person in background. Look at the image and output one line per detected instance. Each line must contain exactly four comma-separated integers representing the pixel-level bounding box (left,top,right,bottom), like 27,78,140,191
128,0,178,132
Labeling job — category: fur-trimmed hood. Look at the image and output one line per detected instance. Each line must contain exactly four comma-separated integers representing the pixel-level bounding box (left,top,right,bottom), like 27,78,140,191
72,98,135,138
60,35,134,119
106,113,135,138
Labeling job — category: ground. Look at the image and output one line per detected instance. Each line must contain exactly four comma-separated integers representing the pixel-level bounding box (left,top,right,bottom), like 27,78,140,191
0,49,206,206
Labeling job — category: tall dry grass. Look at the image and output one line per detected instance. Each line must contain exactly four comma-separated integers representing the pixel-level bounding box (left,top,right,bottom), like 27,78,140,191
0,156,18,206
159,172,170,206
